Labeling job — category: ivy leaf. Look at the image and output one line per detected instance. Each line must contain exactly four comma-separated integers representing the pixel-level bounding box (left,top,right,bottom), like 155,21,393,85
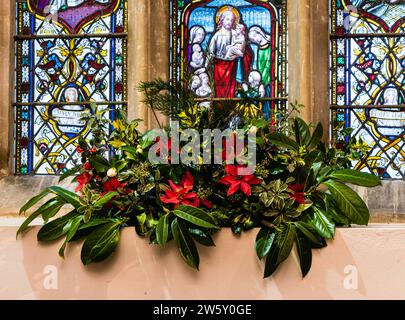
37,211,79,242
276,224,296,264
156,215,170,247
295,229,312,278
306,207,335,239
255,226,275,260
188,228,215,247
264,241,280,278
324,180,369,225
268,132,299,151
80,222,122,265
174,205,219,229
329,169,381,187
171,219,200,270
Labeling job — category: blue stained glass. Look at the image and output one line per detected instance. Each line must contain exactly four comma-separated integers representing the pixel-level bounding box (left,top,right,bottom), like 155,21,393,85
170,0,288,119
14,0,128,175
330,0,405,179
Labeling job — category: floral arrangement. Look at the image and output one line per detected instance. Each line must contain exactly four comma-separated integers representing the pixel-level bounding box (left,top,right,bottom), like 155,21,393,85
18,80,380,278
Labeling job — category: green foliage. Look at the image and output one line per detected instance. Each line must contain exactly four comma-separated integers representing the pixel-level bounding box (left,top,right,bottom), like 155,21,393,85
17,80,380,278
81,222,122,265
255,226,275,260
174,205,219,229
172,219,200,270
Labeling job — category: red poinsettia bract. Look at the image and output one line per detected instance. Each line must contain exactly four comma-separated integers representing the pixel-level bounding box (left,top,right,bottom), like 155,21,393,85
289,183,306,204
75,172,93,192
102,178,128,196
219,165,261,197
160,171,212,209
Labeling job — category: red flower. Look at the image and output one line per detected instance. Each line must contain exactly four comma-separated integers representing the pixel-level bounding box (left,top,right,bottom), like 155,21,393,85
75,172,92,192
289,183,306,204
83,162,93,171
90,146,97,154
76,146,85,154
103,178,127,194
219,165,261,197
160,171,212,209
200,199,213,209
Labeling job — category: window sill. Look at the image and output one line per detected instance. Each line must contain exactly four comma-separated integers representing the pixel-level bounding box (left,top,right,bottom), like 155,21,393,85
0,177,403,223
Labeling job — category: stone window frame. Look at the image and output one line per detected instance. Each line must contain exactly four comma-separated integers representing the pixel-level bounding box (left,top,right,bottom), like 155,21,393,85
0,0,402,221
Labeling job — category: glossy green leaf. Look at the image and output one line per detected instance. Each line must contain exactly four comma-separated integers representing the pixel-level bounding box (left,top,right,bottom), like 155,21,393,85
293,221,323,245
140,130,158,149
307,207,335,239
295,229,312,278
308,122,323,149
93,192,119,208
329,169,381,187
16,197,62,237
324,180,369,225
174,205,219,229
263,241,280,278
171,219,199,270
59,215,83,258
268,132,299,151
80,222,121,265
37,211,79,242
39,197,66,223
156,215,169,247
294,118,311,146
19,189,50,214
48,186,81,209
324,194,351,225
90,155,111,173
69,219,117,242
188,228,215,247
255,226,275,260
276,224,296,264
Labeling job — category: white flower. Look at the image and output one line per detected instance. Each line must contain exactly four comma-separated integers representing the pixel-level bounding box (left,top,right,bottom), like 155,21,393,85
107,168,118,178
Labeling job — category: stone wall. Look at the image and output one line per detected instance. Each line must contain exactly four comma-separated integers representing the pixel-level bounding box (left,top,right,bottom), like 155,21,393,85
0,1,13,176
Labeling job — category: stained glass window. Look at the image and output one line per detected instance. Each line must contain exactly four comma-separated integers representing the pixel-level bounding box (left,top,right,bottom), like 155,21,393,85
14,0,127,175
170,0,288,119
330,0,405,179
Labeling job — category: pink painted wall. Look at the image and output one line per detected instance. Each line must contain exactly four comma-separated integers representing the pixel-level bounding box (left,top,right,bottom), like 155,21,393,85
1,225,405,299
